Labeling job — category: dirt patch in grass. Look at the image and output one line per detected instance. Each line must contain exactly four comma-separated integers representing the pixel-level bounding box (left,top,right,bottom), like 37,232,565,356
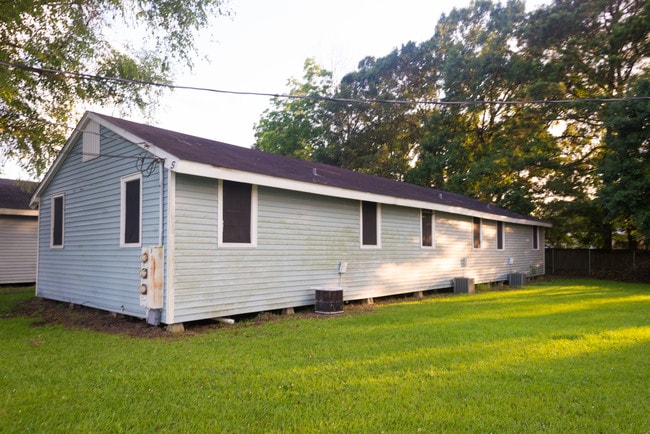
7,286,447,338
9,297,372,338
11,298,176,338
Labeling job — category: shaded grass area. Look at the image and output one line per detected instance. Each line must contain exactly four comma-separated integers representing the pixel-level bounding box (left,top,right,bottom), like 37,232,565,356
1,279,649,432
0,285,35,316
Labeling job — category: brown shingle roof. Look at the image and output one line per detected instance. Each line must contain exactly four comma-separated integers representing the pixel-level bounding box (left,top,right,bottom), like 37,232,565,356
94,112,548,225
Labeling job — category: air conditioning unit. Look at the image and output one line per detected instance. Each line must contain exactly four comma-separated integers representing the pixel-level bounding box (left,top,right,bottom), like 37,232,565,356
314,287,344,314
453,277,475,294
508,273,525,288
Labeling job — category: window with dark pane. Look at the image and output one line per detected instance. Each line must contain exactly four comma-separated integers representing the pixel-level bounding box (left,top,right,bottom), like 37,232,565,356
362,201,377,246
473,217,481,249
422,209,433,247
124,178,141,244
497,221,504,250
52,195,64,247
222,180,252,243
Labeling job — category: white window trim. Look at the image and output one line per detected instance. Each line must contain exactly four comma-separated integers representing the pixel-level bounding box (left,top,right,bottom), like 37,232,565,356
360,201,381,249
532,226,540,250
472,217,482,250
120,173,142,248
421,209,435,249
217,180,258,248
496,221,505,251
50,193,65,249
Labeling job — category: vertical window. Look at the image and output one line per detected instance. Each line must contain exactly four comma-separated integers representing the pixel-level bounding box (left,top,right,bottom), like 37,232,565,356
219,180,257,246
473,217,482,249
532,226,539,250
497,221,505,250
51,194,64,248
361,201,380,247
422,209,434,248
121,174,142,247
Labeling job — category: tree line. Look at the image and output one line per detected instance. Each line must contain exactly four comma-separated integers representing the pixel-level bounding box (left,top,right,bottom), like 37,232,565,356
254,0,650,250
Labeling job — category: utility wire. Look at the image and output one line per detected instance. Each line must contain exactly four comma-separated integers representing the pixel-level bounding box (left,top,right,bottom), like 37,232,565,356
2,60,649,106
35,116,161,166
37,116,152,150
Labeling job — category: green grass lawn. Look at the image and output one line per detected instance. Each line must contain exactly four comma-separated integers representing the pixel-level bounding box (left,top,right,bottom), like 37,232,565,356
1,279,649,433
0,285,35,316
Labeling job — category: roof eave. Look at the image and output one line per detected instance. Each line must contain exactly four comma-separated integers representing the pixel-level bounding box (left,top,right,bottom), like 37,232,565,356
175,160,552,228
31,111,551,229
0,208,38,217
93,113,179,169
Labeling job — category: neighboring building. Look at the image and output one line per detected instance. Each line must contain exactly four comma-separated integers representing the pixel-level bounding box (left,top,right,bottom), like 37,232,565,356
30,111,551,327
0,178,38,284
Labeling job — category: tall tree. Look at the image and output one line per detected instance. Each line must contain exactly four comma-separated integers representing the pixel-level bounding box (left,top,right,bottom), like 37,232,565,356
410,0,563,215
254,58,333,160
598,76,650,248
523,0,650,247
254,0,649,248
525,0,649,97
0,0,229,176
319,42,437,180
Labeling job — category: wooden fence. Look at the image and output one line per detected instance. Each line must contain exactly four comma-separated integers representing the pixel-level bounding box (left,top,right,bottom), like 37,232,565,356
545,248,650,281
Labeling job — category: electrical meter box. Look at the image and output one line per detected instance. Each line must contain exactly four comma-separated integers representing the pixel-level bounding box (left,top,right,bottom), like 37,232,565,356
139,246,163,310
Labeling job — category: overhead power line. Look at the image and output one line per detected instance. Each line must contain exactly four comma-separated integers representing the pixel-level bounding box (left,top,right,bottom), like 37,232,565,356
1,60,649,106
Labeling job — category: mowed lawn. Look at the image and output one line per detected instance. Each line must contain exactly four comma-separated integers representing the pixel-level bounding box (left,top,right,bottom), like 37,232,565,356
1,279,648,433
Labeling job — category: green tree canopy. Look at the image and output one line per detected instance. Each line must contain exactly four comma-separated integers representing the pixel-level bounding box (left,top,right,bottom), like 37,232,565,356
599,76,650,247
319,41,436,180
254,0,650,248
410,0,564,215
523,0,650,247
1,0,229,176
254,58,333,160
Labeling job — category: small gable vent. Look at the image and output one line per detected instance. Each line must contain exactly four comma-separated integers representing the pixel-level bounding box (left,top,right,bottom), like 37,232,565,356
82,120,100,162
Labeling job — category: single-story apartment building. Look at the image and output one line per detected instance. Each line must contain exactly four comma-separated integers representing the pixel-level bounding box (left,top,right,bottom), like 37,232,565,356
1,178,38,284
30,111,551,328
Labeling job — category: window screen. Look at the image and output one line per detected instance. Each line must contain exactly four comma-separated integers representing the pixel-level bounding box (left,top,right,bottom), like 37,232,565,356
222,180,252,244
532,226,539,250
473,217,481,249
497,221,504,250
52,195,64,247
422,209,433,247
362,201,378,246
123,178,141,245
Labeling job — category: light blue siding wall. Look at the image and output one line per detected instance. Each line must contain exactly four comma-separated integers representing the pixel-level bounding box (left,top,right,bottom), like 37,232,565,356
171,174,545,323
36,127,166,318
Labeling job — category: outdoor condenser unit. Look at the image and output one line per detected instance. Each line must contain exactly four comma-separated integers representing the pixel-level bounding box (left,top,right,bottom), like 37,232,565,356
508,273,525,288
453,277,475,294
314,288,344,314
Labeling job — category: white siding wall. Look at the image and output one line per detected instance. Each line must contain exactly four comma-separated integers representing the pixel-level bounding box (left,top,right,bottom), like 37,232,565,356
36,128,166,318
171,174,545,323
0,215,38,283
